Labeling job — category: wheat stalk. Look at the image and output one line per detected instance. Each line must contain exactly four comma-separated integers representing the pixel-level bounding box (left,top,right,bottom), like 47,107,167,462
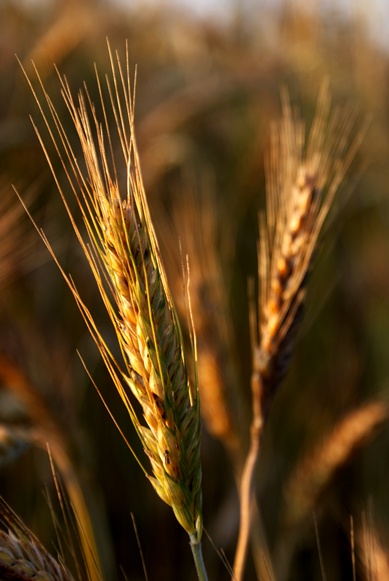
19,42,206,579
233,84,364,580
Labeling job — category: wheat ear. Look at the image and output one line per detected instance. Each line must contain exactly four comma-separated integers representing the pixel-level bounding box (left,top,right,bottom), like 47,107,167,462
233,84,363,581
0,499,74,581
20,42,206,578
256,83,362,418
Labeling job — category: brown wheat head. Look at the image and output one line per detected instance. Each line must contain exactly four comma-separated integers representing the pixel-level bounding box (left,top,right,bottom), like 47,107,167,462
253,83,364,420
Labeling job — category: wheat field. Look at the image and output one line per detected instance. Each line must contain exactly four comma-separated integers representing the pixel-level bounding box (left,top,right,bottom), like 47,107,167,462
0,1,389,580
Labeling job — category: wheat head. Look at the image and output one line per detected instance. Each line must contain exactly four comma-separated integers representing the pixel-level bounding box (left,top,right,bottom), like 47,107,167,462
0,531,74,580
20,42,203,542
254,83,363,419
234,84,364,581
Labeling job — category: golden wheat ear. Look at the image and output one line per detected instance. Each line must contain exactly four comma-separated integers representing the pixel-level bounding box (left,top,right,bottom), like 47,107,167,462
19,41,207,579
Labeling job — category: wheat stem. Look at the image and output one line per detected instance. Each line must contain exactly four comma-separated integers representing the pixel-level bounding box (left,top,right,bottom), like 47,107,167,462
232,370,263,580
189,534,208,581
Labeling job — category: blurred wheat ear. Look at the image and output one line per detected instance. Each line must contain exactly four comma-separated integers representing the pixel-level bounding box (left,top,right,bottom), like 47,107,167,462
283,399,389,530
233,84,365,581
0,498,75,581
255,82,364,420
358,512,389,581
19,41,207,579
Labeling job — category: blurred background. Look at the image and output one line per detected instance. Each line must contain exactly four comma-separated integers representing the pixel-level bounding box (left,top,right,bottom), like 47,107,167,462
1,0,389,579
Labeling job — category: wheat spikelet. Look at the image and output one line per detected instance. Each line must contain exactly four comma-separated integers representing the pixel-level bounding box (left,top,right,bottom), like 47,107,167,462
283,400,388,529
20,42,203,542
0,500,74,581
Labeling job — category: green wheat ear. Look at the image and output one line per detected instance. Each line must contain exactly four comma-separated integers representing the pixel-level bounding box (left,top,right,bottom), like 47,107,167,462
19,41,206,577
